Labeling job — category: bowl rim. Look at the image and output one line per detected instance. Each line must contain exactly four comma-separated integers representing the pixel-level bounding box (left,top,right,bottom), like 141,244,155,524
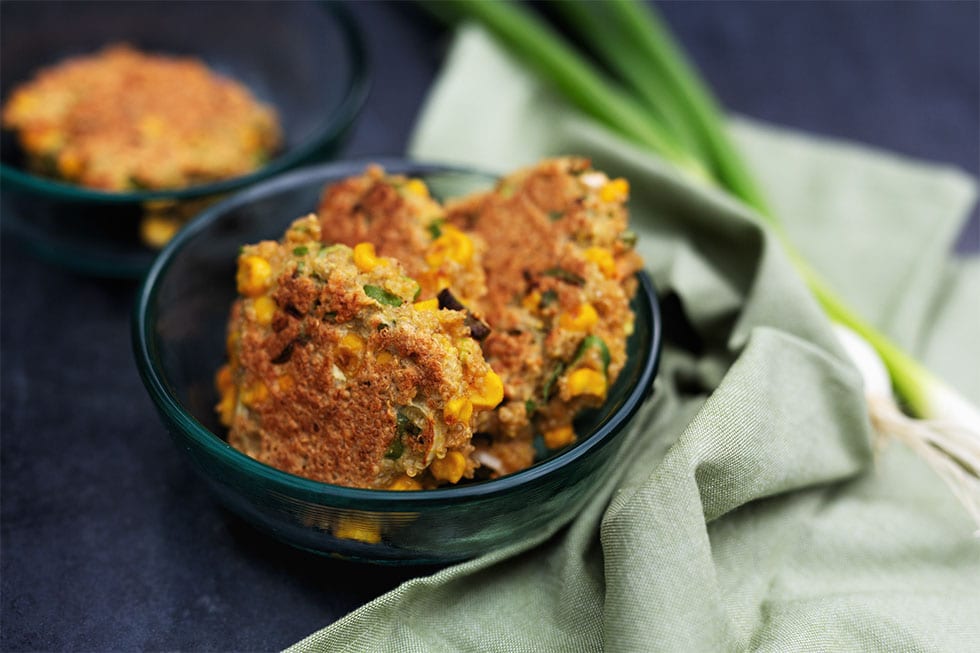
132,159,663,508
0,1,370,204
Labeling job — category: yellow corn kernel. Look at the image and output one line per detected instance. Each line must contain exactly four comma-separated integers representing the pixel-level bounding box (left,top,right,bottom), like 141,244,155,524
333,516,381,544
375,350,396,367
352,242,384,273
56,150,83,179
522,290,541,311
566,368,607,399
339,333,364,355
252,296,277,326
543,425,576,449
22,126,63,154
559,303,599,331
240,380,268,407
276,374,294,393
216,388,236,427
471,370,504,408
599,178,629,203
413,298,439,311
236,255,272,298
6,91,39,119
417,269,452,293
139,214,181,249
138,114,166,140
404,178,429,198
426,225,474,267
444,397,474,424
584,247,616,278
388,475,423,491
215,364,234,393
430,451,467,484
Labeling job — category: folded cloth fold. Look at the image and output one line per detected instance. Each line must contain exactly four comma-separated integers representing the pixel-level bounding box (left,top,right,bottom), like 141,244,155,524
289,26,979,652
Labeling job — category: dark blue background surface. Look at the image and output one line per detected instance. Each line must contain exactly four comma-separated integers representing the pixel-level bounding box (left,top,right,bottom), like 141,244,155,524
2,2,977,650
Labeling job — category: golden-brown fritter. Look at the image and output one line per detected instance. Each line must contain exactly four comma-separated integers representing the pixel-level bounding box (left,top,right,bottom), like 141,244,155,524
217,215,502,489
445,157,643,448
2,44,280,191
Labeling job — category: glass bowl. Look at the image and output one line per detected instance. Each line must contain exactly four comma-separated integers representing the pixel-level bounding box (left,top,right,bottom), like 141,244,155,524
132,160,663,564
0,0,368,278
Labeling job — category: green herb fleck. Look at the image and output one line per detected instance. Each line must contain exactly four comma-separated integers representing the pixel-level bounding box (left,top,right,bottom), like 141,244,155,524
293,246,308,256
572,334,611,374
542,267,585,286
396,409,422,437
427,219,445,239
525,399,537,415
363,285,403,307
540,289,559,307
619,230,638,248
541,362,566,402
548,210,564,222
384,437,404,460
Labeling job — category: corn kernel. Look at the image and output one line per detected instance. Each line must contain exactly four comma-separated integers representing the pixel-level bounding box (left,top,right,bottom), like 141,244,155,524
430,451,467,484
471,370,504,408
236,255,272,297
140,214,181,249
559,303,599,331
353,242,384,273
56,150,84,179
413,298,439,311
216,388,236,427
388,476,423,491
240,380,268,407
444,397,473,424
426,225,474,267
22,126,63,154
338,332,364,355
566,368,607,399
138,114,166,140
584,247,616,278
417,269,452,293
334,516,381,544
252,296,277,325
543,425,576,449
215,364,234,393
375,351,396,367
599,178,629,203
522,291,541,311
276,374,294,393
404,178,430,198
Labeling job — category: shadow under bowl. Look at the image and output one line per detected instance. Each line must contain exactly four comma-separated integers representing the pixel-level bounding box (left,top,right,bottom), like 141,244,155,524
133,160,663,564
0,0,368,277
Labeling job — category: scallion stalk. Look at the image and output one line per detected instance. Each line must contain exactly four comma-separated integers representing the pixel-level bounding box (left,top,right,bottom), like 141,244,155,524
435,0,712,182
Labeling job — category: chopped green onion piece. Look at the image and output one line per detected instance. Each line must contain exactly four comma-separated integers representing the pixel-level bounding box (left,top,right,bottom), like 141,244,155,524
542,267,585,286
572,334,611,375
541,361,565,402
293,246,308,256
363,285,403,307
427,219,445,239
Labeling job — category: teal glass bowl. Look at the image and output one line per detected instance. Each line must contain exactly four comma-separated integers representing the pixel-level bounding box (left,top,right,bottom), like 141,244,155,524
0,0,368,278
132,161,662,564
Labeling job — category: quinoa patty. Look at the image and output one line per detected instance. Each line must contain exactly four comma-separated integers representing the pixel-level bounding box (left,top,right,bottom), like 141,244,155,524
217,215,502,489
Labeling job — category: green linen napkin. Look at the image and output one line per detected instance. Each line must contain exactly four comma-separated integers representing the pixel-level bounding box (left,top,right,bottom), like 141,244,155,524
290,27,980,652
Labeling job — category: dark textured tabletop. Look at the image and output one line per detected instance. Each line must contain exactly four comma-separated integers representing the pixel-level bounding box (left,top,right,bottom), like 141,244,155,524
2,2,977,651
